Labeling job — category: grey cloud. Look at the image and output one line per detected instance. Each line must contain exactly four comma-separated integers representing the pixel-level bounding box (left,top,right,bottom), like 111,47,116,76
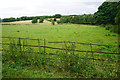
0,0,105,18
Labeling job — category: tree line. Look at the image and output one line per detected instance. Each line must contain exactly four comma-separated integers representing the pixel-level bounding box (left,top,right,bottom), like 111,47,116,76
57,1,119,34
1,14,61,22
1,1,120,34
57,14,95,25
94,1,120,34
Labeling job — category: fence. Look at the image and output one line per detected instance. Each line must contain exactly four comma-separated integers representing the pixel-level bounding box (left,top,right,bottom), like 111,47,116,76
0,37,120,62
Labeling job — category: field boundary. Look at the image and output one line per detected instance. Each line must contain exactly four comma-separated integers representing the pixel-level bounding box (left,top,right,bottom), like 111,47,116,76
0,37,119,54
0,43,119,55
0,37,120,62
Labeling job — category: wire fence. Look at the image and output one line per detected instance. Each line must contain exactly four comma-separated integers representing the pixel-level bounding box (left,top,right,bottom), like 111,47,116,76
0,37,120,62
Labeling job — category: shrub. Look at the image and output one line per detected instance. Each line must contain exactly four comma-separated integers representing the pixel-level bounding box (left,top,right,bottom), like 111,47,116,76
52,21,55,25
111,25,119,34
57,20,60,24
105,25,119,34
100,24,106,27
105,25,113,30
39,18,44,23
54,14,62,18
54,18,56,22
2,39,46,67
47,19,53,22
31,18,38,24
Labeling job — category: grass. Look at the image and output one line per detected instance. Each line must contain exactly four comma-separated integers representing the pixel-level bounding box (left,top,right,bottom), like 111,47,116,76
2,23,118,53
2,43,119,78
2,21,119,78
2,23,118,44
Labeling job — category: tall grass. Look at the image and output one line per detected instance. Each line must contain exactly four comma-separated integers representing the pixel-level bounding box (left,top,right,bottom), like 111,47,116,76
2,39,119,78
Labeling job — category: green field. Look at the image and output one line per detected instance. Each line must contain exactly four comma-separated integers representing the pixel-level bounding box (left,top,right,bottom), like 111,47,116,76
2,23,118,44
2,22,119,78
2,23,118,53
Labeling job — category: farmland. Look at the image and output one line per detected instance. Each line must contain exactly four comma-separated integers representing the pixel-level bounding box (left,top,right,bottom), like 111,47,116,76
1,0,120,78
2,21,118,44
1,20,119,78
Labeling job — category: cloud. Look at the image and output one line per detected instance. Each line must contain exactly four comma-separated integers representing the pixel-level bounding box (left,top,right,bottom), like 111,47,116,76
0,0,105,18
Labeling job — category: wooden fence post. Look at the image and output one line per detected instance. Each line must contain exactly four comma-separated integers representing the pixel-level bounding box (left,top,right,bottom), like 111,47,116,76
90,43,93,57
44,39,46,54
38,39,41,54
23,39,25,54
90,43,94,61
64,41,68,54
12,39,16,54
25,39,28,54
19,37,22,54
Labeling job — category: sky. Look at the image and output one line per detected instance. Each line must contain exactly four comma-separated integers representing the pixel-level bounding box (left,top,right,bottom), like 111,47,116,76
0,0,107,19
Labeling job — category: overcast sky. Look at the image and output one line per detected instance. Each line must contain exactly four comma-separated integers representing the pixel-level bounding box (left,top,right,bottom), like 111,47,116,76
0,0,107,19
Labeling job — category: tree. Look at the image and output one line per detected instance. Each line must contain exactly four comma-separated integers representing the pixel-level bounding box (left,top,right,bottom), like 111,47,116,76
32,18,38,24
115,2,120,25
16,18,21,21
39,18,44,23
2,17,16,22
52,21,55,25
57,21,60,24
114,2,120,34
54,14,62,18
54,18,56,21
94,2,119,25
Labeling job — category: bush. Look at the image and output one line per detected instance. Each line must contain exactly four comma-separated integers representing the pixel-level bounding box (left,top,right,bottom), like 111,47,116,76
100,24,106,27
39,18,44,23
54,18,56,22
58,44,97,77
32,18,38,24
2,39,46,67
54,14,61,18
105,25,119,34
57,20,60,24
105,25,113,30
47,19,52,22
111,25,119,34
52,21,55,25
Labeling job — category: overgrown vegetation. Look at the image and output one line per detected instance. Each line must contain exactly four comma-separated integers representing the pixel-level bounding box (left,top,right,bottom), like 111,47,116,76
51,21,55,25
2,39,119,78
94,1,120,34
39,18,44,23
2,23,119,78
1,0,120,78
31,18,38,24
59,14,95,24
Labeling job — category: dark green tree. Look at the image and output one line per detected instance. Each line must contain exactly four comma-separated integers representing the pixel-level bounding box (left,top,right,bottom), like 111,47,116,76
52,21,55,25
54,14,62,18
114,2,120,34
94,2,119,25
57,20,60,24
54,18,56,21
2,17,16,22
32,18,38,24
115,2,120,25
39,18,44,23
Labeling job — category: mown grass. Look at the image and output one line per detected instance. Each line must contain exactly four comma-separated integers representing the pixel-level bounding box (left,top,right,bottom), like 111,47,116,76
2,22,119,78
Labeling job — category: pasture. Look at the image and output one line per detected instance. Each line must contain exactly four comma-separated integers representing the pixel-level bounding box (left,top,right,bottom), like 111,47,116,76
2,21,119,78
2,22,118,44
